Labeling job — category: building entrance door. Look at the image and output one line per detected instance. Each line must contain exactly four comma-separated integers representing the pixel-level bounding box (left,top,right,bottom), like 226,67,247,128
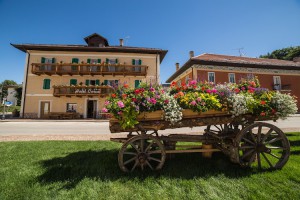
87,100,97,118
40,101,50,118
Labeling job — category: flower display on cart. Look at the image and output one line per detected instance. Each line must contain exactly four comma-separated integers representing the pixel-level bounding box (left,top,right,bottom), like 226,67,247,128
103,77,298,130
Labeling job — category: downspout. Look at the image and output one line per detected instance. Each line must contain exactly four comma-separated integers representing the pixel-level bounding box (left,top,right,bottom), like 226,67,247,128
156,53,158,83
22,51,30,118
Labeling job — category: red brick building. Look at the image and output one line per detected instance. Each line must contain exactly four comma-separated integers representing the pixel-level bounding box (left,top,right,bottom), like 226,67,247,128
166,52,300,110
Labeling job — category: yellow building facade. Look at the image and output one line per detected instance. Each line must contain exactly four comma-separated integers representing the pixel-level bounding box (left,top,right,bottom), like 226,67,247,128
12,33,167,119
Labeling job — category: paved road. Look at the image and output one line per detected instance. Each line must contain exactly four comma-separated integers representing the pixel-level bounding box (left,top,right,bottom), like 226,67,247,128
0,115,299,136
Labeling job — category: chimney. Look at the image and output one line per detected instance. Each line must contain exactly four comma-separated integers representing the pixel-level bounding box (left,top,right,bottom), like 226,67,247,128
293,56,300,62
119,39,124,46
189,51,194,58
176,63,180,71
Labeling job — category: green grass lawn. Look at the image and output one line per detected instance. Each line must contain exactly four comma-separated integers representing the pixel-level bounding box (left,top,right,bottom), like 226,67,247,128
0,133,300,200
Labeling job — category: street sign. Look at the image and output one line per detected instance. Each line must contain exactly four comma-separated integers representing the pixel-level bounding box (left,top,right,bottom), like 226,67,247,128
4,101,12,106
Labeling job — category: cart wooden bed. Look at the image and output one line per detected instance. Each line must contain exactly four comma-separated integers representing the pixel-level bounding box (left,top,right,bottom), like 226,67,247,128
109,110,290,172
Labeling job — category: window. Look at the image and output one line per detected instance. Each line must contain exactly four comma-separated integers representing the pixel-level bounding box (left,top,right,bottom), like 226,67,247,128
135,80,141,88
273,76,281,90
208,72,215,83
71,58,79,71
43,79,51,89
41,57,55,71
132,59,142,72
104,80,119,86
87,58,101,72
85,79,100,86
66,103,77,112
70,79,77,86
228,73,235,83
106,58,118,72
185,76,190,84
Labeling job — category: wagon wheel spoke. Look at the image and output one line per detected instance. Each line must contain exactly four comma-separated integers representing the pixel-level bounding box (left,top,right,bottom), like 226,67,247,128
241,149,255,160
267,146,286,150
145,160,154,170
140,138,144,152
123,151,137,156
261,128,273,143
131,160,139,172
266,152,280,159
248,130,256,143
262,153,274,168
264,137,282,145
141,163,144,171
145,140,155,152
129,143,140,153
148,156,162,163
239,145,255,150
241,137,255,145
124,156,137,165
257,153,261,169
257,125,262,143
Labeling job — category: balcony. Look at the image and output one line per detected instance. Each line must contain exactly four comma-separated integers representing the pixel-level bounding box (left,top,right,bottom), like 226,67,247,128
53,85,114,97
32,63,148,76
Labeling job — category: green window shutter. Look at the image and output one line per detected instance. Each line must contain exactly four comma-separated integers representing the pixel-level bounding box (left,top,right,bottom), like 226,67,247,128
135,80,141,88
87,58,91,64
41,57,45,63
72,58,79,63
85,80,90,86
132,59,135,65
115,59,118,63
43,79,51,89
70,79,77,85
95,79,100,85
52,58,56,63
139,59,142,65
97,59,101,64
104,80,108,85
106,58,109,64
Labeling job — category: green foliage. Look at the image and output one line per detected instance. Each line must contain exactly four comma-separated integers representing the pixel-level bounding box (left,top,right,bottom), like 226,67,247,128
0,137,300,199
14,86,22,106
260,46,300,61
0,80,18,100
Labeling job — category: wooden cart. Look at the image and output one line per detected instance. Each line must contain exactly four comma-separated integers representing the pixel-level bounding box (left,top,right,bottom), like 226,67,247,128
110,110,290,172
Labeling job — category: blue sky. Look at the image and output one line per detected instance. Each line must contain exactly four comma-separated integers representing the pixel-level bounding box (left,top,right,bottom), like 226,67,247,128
1,0,300,84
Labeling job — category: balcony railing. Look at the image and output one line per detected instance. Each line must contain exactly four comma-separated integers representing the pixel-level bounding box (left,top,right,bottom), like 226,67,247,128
32,63,148,76
53,85,114,97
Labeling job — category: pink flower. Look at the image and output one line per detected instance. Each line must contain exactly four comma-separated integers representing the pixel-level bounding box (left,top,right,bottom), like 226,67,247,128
150,98,157,104
190,100,197,106
149,87,155,92
104,101,110,106
164,99,169,104
206,89,211,94
211,89,217,93
117,101,125,108
189,80,197,85
101,108,108,113
201,101,206,106
118,111,123,115
196,97,202,102
241,87,245,91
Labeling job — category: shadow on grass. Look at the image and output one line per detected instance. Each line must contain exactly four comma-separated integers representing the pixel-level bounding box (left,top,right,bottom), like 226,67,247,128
38,150,256,189
289,140,300,147
290,150,300,155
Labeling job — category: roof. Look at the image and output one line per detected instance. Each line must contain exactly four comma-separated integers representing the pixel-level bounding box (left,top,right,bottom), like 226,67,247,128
166,53,300,83
11,43,168,63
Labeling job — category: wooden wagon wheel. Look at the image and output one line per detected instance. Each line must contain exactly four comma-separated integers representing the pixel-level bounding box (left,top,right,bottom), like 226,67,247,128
236,122,290,170
118,134,166,172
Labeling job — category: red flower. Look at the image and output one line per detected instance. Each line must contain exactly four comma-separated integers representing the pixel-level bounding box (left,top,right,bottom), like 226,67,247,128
111,94,116,98
132,98,137,102
122,94,127,99
260,112,266,116
260,101,266,105
123,84,129,88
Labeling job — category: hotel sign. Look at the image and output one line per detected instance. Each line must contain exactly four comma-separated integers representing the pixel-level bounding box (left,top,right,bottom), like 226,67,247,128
75,88,102,94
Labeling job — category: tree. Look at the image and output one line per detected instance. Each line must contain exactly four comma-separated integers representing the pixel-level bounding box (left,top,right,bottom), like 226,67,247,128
260,46,300,61
14,85,23,106
0,80,18,101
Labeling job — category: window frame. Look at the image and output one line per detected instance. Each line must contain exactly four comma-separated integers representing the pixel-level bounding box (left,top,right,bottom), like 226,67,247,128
228,73,236,83
208,72,215,83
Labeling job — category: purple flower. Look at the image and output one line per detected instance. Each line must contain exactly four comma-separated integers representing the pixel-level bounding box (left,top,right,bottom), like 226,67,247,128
117,101,125,108
190,100,197,106
101,108,108,113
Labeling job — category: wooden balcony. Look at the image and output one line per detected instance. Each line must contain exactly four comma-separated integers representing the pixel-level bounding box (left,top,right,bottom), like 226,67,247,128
32,63,148,76
53,85,114,97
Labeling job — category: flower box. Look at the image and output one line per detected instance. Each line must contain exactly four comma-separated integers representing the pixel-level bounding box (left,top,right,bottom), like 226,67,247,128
182,109,228,119
137,110,164,121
